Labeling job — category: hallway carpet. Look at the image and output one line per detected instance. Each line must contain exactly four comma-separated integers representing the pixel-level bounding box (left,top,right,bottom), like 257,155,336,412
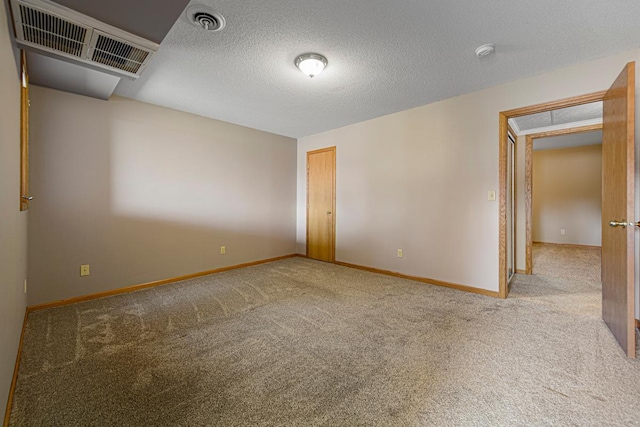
9,253,640,426
532,242,601,284
513,243,603,317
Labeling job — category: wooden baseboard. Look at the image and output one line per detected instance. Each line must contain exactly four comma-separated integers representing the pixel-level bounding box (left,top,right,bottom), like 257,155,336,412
333,261,500,298
516,269,527,275
532,241,601,250
4,308,28,427
27,254,298,313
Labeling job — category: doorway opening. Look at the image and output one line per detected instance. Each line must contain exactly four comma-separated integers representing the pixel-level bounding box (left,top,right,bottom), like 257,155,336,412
516,111,603,275
498,91,606,298
498,62,637,358
512,115,604,310
527,126,603,280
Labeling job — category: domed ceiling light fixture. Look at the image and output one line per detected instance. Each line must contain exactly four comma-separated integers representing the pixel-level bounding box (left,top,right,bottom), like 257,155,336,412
295,53,328,78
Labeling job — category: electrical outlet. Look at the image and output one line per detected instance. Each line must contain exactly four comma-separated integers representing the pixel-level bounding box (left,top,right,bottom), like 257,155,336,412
397,249,403,258
220,246,226,255
80,264,90,276
23,279,27,294
561,229,566,235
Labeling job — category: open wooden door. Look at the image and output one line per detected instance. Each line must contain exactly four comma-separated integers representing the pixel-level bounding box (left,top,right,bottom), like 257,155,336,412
602,62,636,358
307,147,336,262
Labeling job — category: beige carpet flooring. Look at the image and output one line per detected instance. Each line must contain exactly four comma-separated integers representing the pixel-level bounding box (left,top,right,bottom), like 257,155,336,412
532,242,601,283
8,249,640,426
512,243,603,317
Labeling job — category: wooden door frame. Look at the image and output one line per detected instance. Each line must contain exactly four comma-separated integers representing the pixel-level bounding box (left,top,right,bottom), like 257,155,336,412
498,91,606,298
306,146,337,261
20,50,30,211
523,123,603,275
507,125,518,284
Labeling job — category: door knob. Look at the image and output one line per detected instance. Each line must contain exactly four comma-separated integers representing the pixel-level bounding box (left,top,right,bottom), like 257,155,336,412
326,210,332,215
609,220,627,228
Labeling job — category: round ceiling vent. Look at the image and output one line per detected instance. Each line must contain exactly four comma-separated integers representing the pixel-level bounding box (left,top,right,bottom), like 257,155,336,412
186,5,226,32
475,43,495,58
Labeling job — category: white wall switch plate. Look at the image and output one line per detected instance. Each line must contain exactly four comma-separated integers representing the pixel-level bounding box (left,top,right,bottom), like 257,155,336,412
397,249,403,258
488,191,496,201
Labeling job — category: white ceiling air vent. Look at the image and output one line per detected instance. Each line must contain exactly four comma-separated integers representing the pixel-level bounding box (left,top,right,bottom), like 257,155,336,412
186,5,226,32
89,30,151,75
10,0,159,78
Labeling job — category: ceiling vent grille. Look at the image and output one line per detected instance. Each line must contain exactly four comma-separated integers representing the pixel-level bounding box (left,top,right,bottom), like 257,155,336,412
90,31,150,74
17,3,88,57
10,0,158,78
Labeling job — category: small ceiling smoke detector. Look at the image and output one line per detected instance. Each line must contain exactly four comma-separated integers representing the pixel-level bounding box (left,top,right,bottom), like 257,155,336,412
295,53,328,78
475,43,495,58
186,5,226,32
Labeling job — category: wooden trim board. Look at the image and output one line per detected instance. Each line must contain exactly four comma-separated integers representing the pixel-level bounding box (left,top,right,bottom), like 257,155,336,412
513,134,518,282
334,261,500,298
636,319,640,329
298,254,498,297
19,50,29,211
501,91,607,118
525,133,533,275
27,254,298,312
3,309,28,427
498,91,606,298
498,113,509,298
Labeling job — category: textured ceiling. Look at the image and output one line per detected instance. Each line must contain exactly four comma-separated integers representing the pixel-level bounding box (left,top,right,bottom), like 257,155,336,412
534,130,602,152
511,102,603,150
512,102,602,132
114,0,640,138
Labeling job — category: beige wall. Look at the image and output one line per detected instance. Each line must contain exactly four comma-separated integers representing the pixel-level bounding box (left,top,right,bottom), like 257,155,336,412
0,0,28,419
533,145,602,246
28,86,297,305
297,49,640,295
